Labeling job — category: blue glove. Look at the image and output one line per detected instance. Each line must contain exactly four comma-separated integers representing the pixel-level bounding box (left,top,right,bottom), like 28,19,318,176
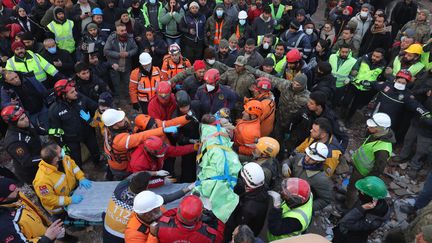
79,110,91,122
79,178,92,189
163,125,179,134
175,84,183,90
71,194,84,204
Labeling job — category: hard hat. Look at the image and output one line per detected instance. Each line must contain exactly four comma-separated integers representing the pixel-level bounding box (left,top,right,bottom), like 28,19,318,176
282,178,311,204
135,114,153,130
243,100,263,117
404,43,423,55
355,176,388,199
256,77,272,91
144,136,166,157
286,48,302,63
101,109,126,127
240,162,265,188
54,79,75,96
156,81,172,98
139,52,152,65
175,90,191,108
133,190,164,214
203,68,220,84
238,10,247,19
305,142,328,162
92,7,103,15
177,195,203,225
1,105,24,124
256,137,280,157
169,43,181,54
395,69,412,82
366,112,391,128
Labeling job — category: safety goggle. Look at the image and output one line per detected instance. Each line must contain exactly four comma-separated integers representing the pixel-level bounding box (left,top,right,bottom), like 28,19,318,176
307,143,327,160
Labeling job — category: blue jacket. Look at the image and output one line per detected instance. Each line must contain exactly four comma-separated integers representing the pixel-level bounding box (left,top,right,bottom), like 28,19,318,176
280,30,312,59
180,11,206,42
195,84,239,114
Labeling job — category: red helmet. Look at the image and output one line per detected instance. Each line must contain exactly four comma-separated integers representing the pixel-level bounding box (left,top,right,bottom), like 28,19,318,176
54,79,75,96
143,136,166,157
243,100,263,117
203,69,220,84
256,77,272,91
395,69,412,82
176,195,203,225
282,178,311,204
1,105,24,124
286,48,302,63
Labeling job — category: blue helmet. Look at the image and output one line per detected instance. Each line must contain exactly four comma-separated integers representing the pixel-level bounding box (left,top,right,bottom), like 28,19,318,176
92,8,103,15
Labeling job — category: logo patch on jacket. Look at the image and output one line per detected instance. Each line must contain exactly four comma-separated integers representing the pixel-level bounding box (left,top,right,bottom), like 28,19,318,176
39,185,49,196
15,147,25,157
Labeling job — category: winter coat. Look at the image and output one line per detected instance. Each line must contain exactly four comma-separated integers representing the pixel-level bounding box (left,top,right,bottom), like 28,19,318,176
397,18,432,44
194,84,239,114
220,68,256,98
238,50,264,68
179,11,206,42
159,3,185,38
139,36,168,68
147,94,177,121
71,1,99,32
332,36,361,58
103,32,138,70
251,14,274,36
31,1,51,24
40,5,71,27
182,74,203,99
204,4,235,46
280,30,312,59
311,73,336,102
40,47,75,77
359,26,392,57
74,74,110,103
391,0,418,31
348,13,373,41
217,51,237,67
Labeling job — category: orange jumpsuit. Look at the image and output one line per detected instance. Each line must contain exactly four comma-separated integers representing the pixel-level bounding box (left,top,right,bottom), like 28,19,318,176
245,93,276,137
234,119,261,156
124,213,159,243
160,56,191,81
134,114,190,144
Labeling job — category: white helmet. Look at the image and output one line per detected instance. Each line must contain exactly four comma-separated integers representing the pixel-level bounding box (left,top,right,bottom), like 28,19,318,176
240,162,265,188
133,191,164,214
305,142,328,162
139,52,152,65
367,112,391,128
238,10,247,19
101,109,125,127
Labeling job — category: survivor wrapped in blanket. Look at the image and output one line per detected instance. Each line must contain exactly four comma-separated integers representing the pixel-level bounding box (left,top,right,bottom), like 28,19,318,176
194,124,242,223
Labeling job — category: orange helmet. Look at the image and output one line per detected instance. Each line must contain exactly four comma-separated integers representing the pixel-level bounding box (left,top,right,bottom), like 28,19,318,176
1,105,24,124
203,69,220,84
244,100,263,117
286,48,302,63
134,114,155,131
54,79,75,96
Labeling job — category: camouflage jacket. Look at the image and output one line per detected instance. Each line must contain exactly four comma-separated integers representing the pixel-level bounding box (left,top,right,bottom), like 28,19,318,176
220,68,256,99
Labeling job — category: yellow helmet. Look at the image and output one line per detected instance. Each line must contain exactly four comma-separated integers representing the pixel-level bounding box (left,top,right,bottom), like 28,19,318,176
255,137,280,158
405,43,423,55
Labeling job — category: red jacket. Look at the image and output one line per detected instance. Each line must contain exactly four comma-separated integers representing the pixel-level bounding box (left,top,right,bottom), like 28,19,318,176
148,94,177,121
247,7,263,22
2,0,19,9
128,143,194,173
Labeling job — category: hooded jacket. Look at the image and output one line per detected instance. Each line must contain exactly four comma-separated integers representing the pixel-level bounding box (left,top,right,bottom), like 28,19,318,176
204,4,235,46
348,13,373,41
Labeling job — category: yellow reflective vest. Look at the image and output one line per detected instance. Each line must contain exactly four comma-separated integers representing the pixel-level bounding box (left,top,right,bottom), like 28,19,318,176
268,53,287,76
329,52,357,88
6,51,58,82
392,57,424,77
33,155,85,215
47,19,75,53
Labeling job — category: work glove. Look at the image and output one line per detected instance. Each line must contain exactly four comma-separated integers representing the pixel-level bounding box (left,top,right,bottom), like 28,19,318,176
164,125,179,133
79,178,92,189
175,84,183,90
193,143,201,151
71,194,84,204
79,110,91,122
281,163,291,178
48,128,64,137
132,103,140,111
268,190,282,208
155,170,170,176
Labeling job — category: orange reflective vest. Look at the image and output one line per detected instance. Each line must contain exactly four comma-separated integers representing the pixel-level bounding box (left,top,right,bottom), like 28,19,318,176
245,93,276,137
234,118,261,156
129,66,162,103
214,20,224,45
124,212,162,243
161,56,191,81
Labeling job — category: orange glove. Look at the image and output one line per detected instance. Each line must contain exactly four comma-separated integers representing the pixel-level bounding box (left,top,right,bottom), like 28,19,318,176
194,143,201,151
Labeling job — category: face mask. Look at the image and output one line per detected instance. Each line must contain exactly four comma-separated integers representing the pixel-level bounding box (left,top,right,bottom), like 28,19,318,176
60,148,66,159
305,28,313,35
239,19,246,25
394,82,406,90
206,84,215,91
149,0,156,3
358,192,373,204
263,43,270,50
47,47,57,54
206,59,215,65
360,11,368,18
229,46,236,51
216,10,223,17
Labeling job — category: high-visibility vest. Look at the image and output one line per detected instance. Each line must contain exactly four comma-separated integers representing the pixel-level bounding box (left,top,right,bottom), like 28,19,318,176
141,2,163,29
392,57,425,76
329,53,357,88
131,67,161,102
47,20,75,53
235,24,242,39
214,20,224,45
161,56,191,80
352,61,383,91
267,53,286,75
269,3,285,30
352,136,392,176
421,51,432,71
267,194,313,241
6,51,58,82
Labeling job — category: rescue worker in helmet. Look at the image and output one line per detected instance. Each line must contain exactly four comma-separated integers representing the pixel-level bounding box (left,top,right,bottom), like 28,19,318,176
267,178,313,241
251,136,280,188
2,105,42,184
234,100,263,161
385,43,425,81
152,195,225,242
195,68,239,115
128,136,198,184
224,162,269,241
125,190,164,243
282,142,335,211
283,48,313,88
48,79,100,167
101,108,179,180
161,43,192,82
333,176,390,243
148,81,177,121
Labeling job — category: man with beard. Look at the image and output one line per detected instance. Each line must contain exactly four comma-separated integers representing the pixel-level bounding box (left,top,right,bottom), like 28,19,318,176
47,7,75,54
161,44,191,81
73,62,110,103
267,43,286,77
283,48,313,89
396,9,431,44
40,0,69,26
220,56,255,99
332,27,361,58
216,39,236,67
182,60,206,98
31,0,51,24
386,43,425,81
387,29,416,65
238,38,264,68
359,13,391,57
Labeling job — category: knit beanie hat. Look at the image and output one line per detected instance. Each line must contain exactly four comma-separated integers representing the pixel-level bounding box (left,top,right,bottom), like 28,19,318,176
293,73,307,88
193,60,206,71
11,41,25,52
219,39,229,49
87,23,98,31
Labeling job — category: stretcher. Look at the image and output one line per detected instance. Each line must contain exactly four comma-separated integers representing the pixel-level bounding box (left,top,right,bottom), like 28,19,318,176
67,181,188,222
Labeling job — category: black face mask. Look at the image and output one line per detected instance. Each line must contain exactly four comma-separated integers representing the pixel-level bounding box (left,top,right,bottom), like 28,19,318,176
358,191,373,204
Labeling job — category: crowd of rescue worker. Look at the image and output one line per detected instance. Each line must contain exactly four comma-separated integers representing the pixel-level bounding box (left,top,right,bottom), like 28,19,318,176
0,0,432,242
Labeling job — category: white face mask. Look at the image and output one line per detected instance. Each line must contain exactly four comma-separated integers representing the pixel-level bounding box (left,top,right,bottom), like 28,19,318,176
263,43,270,50
206,59,215,65
305,28,313,35
229,45,236,51
394,82,406,90
239,19,246,25
206,84,215,91
360,11,368,18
